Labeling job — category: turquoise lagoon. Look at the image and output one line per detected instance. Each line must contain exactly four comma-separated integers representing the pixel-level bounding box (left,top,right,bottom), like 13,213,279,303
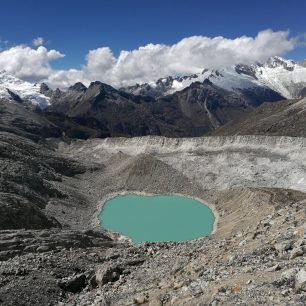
99,194,215,243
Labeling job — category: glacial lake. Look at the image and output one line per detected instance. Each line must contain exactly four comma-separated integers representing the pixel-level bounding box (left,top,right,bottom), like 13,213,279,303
99,194,215,243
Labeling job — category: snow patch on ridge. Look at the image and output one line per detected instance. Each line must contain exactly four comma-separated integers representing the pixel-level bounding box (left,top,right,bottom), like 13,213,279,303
0,70,50,109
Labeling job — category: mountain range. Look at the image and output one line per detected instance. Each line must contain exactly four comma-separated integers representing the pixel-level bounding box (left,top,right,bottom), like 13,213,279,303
1,56,306,139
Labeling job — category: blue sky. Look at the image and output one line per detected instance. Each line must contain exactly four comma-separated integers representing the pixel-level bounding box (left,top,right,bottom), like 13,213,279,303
1,0,305,70
0,0,305,88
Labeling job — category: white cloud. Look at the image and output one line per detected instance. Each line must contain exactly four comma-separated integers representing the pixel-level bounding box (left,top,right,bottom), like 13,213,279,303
33,37,44,47
0,30,300,88
0,45,64,82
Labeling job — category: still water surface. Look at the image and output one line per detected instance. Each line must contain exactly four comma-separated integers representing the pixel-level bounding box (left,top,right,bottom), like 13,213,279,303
99,194,215,243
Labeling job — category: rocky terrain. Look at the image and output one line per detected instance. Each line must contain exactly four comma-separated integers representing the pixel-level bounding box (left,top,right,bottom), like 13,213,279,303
1,128,306,305
2,187,306,306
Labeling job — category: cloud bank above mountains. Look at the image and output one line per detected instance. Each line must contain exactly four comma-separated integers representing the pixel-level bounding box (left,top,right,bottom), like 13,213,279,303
0,30,299,88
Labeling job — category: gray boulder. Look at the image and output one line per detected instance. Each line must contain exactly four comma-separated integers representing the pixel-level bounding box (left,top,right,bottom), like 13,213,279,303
295,268,306,292
95,265,123,286
57,273,86,293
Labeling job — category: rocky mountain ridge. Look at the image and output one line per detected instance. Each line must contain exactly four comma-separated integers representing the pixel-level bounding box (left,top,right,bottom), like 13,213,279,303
39,79,282,138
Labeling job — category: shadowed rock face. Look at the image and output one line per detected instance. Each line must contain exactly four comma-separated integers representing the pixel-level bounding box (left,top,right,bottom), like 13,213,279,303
213,97,306,137
0,130,90,230
0,99,62,140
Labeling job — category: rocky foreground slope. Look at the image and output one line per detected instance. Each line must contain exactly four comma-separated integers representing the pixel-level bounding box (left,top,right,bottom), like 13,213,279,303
1,130,306,305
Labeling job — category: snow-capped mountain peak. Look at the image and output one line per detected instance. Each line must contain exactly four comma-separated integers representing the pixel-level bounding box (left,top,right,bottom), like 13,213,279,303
255,57,306,98
122,57,306,100
0,70,50,109
263,56,296,70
